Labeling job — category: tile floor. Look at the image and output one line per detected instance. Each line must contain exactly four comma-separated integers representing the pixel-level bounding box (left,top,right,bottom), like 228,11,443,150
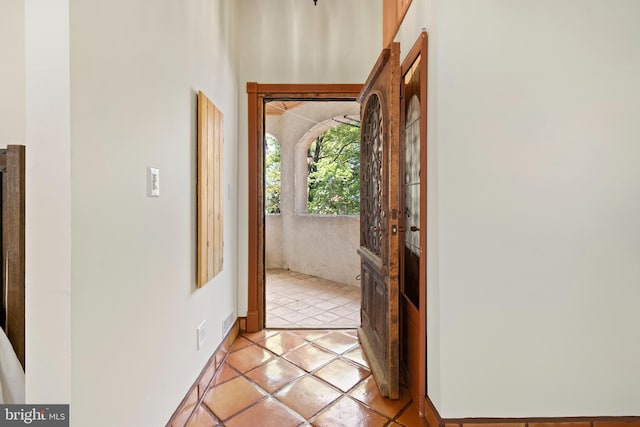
266,270,361,328
185,329,426,427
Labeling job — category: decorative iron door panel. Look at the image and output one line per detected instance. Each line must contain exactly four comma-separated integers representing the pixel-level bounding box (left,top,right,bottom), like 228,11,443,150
357,43,401,399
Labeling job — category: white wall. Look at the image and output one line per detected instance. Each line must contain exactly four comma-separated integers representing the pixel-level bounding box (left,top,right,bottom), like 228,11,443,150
24,0,72,403
69,0,238,425
0,0,25,145
412,0,640,418
233,0,382,316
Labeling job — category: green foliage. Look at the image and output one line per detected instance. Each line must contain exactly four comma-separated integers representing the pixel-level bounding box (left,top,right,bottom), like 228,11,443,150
307,124,360,215
265,135,281,214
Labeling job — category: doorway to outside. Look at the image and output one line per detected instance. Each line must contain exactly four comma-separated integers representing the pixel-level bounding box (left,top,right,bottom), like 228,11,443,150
246,84,363,332
263,100,361,328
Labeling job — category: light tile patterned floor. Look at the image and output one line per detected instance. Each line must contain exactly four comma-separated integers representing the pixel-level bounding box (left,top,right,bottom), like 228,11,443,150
266,270,361,328
183,329,426,427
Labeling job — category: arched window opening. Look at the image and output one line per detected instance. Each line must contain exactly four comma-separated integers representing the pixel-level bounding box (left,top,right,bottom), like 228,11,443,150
307,124,360,215
265,134,281,214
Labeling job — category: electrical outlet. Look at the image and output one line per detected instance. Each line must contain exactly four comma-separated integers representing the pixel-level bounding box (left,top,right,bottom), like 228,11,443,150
197,321,206,350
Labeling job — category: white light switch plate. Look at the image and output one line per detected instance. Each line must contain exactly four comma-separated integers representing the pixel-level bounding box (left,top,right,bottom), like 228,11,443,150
147,167,160,197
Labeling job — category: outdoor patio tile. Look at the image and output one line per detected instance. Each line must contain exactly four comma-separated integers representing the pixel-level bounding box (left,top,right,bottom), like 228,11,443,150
266,270,360,329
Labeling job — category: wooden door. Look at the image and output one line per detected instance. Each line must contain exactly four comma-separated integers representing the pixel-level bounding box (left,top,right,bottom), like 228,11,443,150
357,43,401,399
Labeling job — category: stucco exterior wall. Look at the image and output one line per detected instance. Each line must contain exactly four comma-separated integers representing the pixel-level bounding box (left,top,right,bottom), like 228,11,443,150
266,214,360,287
265,214,284,269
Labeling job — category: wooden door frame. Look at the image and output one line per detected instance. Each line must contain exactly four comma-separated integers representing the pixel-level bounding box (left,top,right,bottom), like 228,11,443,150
246,83,363,332
400,32,428,414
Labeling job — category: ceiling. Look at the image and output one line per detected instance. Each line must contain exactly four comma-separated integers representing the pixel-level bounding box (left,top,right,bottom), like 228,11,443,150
264,101,307,116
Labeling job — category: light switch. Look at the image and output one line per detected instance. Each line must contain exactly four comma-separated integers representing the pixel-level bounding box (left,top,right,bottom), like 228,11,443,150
147,167,160,197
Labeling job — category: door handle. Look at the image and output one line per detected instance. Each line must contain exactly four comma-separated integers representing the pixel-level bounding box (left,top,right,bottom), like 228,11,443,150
395,225,419,234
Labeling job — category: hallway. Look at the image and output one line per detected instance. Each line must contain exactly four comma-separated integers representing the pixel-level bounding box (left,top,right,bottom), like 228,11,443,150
181,329,425,427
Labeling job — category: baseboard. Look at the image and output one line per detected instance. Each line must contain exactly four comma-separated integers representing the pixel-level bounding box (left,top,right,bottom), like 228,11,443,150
423,395,640,427
165,317,246,427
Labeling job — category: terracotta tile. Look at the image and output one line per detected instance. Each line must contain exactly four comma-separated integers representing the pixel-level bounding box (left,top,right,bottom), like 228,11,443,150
396,401,427,427
185,405,221,427
388,423,403,427
245,358,306,393
197,362,216,398
314,331,359,354
314,358,371,392
225,397,304,427
210,363,239,387
171,388,198,427
343,346,370,368
203,376,266,421
311,396,389,427
225,344,275,373
214,348,227,369
241,329,279,343
259,331,308,355
283,343,337,372
349,376,411,419
275,375,341,419
229,336,253,352
221,335,232,354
